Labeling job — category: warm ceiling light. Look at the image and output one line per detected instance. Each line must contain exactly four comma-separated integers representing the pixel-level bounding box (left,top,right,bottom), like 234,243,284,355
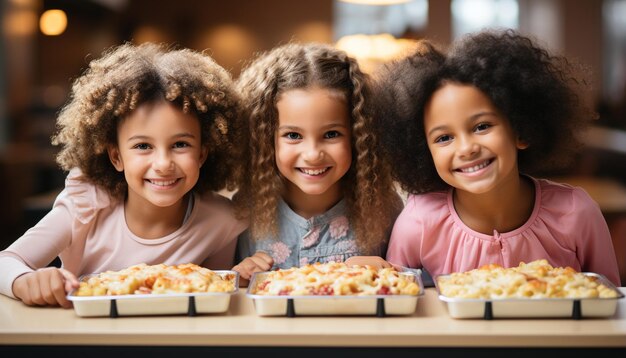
40,9,67,36
338,0,411,5
336,33,418,72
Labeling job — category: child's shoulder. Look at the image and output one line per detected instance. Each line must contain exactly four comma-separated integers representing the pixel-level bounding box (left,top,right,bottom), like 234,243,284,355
62,168,114,206
537,177,591,198
393,191,452,230
535,177,601,214
192,191,248,233
406,190,449,207
194,191,238,213
403,190,450,216
53,168,116,223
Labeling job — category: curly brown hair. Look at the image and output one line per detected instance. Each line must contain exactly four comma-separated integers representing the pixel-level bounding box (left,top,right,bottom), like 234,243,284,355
373,29,595,194
234,42,402,253
52,42,244,198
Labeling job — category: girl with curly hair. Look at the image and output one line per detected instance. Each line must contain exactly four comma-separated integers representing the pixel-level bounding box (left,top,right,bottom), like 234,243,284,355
0,42,248,307
232,43,403,281
377,29,620,286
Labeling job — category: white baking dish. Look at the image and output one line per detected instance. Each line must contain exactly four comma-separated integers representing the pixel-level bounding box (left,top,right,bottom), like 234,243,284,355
436,272,623,319
246,271,423,317
67,270,238,317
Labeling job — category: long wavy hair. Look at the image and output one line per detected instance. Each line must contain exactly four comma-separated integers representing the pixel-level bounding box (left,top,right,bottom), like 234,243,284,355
235,42,401,253
374,29,595,194
52,42,243,198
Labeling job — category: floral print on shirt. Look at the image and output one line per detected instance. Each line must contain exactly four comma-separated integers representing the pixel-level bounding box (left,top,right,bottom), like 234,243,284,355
270,241,291,265
302,226,321,248
329,216,349,239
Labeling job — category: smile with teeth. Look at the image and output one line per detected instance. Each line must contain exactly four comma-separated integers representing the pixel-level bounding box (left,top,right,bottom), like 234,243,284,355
456,159,493,173
299,167,329,176
147,178,178,186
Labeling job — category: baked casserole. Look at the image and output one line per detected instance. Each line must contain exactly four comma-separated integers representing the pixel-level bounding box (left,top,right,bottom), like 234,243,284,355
75,263,236,296
249,261,420,296
437,259,619,299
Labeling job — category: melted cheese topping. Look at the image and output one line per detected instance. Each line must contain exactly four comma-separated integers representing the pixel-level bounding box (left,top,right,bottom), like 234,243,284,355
74,263,235,296
437,259,619,299
250,262,420,296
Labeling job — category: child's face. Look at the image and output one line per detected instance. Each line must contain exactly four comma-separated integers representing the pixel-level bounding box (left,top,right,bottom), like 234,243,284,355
423,83,526,195
274,87,352,207
107,100,208,209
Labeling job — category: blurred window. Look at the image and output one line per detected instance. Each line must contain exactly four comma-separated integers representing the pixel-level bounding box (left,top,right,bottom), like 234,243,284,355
451,0,518,39
333,0,428,40
603,0,626,105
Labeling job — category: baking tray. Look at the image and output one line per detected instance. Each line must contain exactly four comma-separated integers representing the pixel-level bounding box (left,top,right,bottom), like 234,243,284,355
67,270,238,317
435,272,624,319
246,271,423,317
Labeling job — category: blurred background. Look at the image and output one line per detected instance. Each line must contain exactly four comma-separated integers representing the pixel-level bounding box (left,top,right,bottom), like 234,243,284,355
1,0,626,282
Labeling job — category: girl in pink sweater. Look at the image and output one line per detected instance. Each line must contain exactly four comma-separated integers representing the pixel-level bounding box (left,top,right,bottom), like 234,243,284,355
375,29,620,286
0,43,247,307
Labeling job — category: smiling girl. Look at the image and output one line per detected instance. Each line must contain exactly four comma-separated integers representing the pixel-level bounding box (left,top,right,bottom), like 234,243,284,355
0,43,247,307
375,29,620,286
232,43,402,281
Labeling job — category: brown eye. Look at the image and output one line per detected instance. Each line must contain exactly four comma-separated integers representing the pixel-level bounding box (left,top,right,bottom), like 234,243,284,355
133,143,151,150
475,123,491,132
173,141,190,148
285,132,302,140
435,134,452,144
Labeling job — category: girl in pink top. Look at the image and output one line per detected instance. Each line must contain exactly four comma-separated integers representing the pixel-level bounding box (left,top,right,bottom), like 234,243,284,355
375,29,621,286
0,43,247,307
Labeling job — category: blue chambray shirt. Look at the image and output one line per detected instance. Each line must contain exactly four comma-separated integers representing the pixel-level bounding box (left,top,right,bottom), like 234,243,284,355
236,198,381,269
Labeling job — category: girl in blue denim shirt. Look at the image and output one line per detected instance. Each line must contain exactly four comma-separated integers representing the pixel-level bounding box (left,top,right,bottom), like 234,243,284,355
232,43,402,282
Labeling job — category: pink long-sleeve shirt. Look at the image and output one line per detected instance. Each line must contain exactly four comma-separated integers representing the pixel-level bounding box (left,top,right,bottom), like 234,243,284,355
0,169,248,299
386,177,621,286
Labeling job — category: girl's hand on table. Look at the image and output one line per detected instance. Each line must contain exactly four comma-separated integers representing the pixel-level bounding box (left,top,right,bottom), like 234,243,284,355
12,267,79,308
345,256,392,269
232,251,274,285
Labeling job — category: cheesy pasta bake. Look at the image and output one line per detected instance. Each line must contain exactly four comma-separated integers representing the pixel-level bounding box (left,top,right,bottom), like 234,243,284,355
250,262,420,296
74,263,236,296
437,259,619,299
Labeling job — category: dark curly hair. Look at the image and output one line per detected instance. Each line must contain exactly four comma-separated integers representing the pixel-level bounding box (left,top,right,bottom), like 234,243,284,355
52,42,243,198
234,42,402,253
373,29,595,194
